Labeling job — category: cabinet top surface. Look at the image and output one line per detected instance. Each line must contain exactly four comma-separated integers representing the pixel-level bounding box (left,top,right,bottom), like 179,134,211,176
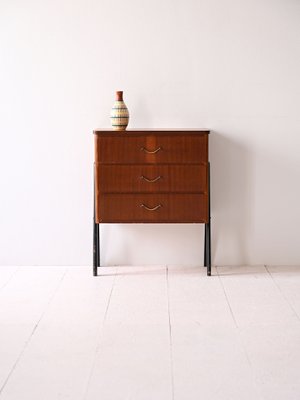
94,129,210,136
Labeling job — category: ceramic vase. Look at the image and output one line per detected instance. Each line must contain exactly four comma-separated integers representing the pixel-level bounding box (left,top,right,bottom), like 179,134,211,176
110,91,129,131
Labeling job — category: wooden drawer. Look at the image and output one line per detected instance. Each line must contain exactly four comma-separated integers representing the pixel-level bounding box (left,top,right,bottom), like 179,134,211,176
96,164,208,193
96,194,208,223
95,134,208,164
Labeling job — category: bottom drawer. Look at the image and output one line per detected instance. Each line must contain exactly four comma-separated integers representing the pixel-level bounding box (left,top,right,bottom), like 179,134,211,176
96,194,208,223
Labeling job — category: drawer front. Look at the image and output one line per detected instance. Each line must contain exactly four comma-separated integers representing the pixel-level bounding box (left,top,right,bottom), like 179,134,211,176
96,164,208,193
96,194,208,223
95,134,208,164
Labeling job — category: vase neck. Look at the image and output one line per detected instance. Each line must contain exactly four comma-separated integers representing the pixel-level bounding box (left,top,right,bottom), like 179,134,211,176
116,91,123,101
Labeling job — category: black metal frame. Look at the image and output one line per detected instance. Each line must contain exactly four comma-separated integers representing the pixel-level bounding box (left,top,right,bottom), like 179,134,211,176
204,162,211,276
93,162,212,277
93,164,100,276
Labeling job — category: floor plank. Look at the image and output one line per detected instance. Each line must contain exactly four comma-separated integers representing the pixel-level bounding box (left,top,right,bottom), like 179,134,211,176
266,265,300,320
216,265,298,327
167,265,233,326
239,322,300,400
85,266,173,400
217,265,300,400
0,267,116,400
85,324,173,400
171,323,262,400
105,266,169,325
167,265,261,400
0,267,66,393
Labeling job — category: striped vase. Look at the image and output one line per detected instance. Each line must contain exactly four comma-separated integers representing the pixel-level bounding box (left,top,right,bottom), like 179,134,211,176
110,91,129,131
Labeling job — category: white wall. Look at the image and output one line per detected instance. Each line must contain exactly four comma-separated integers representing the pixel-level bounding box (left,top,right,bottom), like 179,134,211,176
0,0,299,267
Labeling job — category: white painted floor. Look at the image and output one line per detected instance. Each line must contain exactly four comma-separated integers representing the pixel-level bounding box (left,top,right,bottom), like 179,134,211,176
0,265,300,400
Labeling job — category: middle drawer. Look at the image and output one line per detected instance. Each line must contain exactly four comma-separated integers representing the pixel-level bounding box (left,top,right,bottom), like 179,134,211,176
96,164,207,193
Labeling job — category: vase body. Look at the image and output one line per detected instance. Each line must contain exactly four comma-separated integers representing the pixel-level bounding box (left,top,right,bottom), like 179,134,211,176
110,91,129,131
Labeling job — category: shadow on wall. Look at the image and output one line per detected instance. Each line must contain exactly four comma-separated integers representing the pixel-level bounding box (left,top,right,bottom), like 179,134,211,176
210,131,254,265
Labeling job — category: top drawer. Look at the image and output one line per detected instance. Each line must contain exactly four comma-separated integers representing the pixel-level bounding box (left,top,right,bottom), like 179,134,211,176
94,134,208,164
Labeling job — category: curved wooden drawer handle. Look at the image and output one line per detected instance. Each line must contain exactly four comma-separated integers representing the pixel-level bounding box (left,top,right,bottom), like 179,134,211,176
140,146,162,154
140,175,162,183
140,204,162,211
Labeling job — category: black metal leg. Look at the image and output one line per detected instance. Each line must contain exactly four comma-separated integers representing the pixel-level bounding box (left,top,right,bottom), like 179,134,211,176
93,222,98,276
96,223,100,268
93,163,98,276
204,224,207,267
206,162,211,276
206,222,211,276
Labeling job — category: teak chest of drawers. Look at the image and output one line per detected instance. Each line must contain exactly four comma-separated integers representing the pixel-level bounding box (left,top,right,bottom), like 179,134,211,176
93,130,211,276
